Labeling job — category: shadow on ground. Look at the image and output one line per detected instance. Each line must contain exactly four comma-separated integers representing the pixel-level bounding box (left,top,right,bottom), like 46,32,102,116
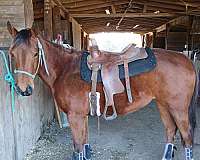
25,101,200,160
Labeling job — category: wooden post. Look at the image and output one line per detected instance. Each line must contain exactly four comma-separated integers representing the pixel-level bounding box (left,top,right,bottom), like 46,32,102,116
63,12,73,45
24,0,34,28
44,0,53,40
81,30,84,50
69,22,73,46
165,24,170,50
53,6,62,39
142,35,145,47
53,98,62,128
187,16,194,55
153,31,157,48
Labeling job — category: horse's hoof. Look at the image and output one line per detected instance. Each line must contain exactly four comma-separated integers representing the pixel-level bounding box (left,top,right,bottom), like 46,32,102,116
185,147,193,160
72,151,84,160
83,144,92,160
162,143,176,160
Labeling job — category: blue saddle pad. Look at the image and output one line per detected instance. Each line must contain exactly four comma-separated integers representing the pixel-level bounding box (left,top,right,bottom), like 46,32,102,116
80,47,157,83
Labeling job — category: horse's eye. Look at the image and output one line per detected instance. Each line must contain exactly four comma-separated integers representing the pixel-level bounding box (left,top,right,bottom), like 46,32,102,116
33,53,38,58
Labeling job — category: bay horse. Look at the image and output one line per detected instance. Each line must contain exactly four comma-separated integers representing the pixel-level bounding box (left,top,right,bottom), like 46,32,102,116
7,22,198,160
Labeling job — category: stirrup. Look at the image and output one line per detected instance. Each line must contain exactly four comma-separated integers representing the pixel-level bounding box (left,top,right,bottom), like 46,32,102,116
103,104,118,120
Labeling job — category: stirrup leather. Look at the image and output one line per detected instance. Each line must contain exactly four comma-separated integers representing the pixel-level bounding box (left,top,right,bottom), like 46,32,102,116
89,63,101,116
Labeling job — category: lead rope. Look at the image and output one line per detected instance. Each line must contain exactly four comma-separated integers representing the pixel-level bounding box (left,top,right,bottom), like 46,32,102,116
0,50,16,112
97,116,100,135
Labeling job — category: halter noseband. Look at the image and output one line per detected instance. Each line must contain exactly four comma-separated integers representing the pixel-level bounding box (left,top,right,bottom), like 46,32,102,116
14,38,49,79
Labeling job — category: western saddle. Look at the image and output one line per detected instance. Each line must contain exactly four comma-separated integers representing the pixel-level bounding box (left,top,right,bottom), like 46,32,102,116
88,39,148,120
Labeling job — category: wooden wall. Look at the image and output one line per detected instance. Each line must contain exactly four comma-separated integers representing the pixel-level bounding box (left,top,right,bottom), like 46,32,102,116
0,50,54,160
191,16,200,49
0,1,55,160
0,0,34,48
167,32,187,51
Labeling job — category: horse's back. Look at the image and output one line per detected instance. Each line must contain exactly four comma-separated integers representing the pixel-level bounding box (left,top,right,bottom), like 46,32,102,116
153,48,194,71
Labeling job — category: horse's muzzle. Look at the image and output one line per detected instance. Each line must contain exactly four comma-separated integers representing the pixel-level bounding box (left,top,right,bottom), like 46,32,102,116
16,84,33,96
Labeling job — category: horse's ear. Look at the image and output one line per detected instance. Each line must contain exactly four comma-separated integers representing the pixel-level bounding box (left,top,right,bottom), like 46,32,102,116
7,21,18,38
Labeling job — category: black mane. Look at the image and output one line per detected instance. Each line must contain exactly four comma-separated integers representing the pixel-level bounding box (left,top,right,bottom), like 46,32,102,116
13,29,32,47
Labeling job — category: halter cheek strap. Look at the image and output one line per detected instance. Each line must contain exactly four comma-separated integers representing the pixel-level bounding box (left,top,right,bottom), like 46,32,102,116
14,38,49,79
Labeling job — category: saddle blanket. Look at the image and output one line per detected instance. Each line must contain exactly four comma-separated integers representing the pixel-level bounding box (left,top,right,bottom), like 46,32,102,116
80,47,157,83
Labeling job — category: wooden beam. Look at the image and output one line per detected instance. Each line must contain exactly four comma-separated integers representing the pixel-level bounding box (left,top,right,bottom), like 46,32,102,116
70,13,177,18
64,0,107,9
69,7,109,14
156,24,166,33
149,0,200,7
53,0,69,13
62,0,85,4
78,18,161,27
65,1,130,11
132,1,186,11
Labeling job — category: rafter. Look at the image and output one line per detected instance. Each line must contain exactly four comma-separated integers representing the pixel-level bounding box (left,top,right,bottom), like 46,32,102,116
70,13,177,18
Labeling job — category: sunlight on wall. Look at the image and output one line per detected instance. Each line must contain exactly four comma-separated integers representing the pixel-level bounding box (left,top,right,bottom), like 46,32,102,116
89,32,142,52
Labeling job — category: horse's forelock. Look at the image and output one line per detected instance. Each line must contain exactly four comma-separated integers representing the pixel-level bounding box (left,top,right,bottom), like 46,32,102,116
13,29,32,48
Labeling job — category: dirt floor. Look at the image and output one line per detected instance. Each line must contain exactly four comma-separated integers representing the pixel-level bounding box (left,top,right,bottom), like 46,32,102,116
24,101,200,160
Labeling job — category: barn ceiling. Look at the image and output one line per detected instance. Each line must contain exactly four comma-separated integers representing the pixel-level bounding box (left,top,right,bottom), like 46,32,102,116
34,0,200,33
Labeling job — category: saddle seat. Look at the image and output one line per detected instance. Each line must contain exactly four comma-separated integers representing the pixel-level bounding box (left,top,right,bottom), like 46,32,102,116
88,44,147,65
88,44,148,120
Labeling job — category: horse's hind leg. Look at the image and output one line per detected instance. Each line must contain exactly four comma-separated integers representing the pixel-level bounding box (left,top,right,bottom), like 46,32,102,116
157,102,177,160
67,112,91,160
170,107,194,160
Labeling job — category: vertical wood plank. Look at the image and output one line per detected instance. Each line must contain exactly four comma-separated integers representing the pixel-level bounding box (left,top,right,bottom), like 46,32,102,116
0,1,55,160
24,0,34,28
44,0,53,40
72,18,81,49
53,6,61,39
165,24,170,50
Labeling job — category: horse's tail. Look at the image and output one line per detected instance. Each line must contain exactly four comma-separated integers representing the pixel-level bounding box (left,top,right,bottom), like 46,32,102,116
189,67,199,143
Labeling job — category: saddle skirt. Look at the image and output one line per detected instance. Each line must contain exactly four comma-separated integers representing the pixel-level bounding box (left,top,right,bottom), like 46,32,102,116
80,47,156,83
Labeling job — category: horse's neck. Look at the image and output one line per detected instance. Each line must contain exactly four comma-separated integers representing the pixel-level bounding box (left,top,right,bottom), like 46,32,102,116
38,38,81,89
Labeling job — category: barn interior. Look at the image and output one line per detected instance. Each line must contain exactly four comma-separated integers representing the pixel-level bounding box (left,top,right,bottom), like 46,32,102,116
31,0,200,52
0,0,200,160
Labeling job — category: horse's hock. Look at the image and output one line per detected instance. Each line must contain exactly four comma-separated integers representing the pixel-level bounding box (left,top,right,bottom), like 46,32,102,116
0,2,54,160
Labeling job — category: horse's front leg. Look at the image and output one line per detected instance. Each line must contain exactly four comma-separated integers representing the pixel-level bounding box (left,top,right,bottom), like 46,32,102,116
68,112,91,160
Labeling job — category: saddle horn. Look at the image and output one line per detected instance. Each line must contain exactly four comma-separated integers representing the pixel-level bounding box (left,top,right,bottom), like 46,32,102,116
90,38,98,47
89,38,100,59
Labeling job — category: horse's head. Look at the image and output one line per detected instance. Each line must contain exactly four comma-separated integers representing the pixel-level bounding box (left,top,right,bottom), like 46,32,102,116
7,21,39,96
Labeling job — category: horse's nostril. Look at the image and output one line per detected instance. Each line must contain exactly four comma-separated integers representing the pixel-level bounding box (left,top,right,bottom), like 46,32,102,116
26,85,33,96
